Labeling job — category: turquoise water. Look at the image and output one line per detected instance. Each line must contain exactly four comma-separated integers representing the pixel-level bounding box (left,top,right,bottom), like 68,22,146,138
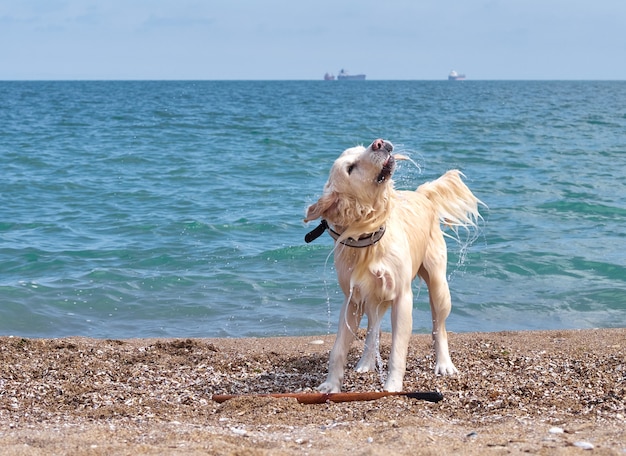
1,80,625,338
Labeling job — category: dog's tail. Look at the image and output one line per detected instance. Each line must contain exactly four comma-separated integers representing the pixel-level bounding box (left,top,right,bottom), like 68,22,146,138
417,170,484,235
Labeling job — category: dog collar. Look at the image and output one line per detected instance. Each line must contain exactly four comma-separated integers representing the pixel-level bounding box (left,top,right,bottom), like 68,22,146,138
305,220,386,248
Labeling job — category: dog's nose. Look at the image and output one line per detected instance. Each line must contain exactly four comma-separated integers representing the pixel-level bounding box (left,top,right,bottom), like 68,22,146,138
372,139,393,153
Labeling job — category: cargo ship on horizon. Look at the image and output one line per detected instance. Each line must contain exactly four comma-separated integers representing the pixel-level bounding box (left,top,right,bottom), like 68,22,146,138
448,70,466,81
324,69,366,80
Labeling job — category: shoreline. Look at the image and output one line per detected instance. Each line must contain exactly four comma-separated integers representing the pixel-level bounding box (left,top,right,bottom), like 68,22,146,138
1,328,624,455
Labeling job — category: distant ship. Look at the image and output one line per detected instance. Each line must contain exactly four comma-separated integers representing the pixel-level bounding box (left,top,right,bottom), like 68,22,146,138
336,69,366,80
324,72,335,80
448,70,466,81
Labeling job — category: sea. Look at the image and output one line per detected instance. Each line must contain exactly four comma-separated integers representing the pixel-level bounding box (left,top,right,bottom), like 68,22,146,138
1,80,625,339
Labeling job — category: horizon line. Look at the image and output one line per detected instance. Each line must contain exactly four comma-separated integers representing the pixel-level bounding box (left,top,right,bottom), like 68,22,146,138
1,78,625,82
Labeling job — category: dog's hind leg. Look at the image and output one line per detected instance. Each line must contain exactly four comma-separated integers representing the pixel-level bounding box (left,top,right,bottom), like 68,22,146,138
318,297,363,393
420,246,459,376
429,280,457,376
355,302,386,373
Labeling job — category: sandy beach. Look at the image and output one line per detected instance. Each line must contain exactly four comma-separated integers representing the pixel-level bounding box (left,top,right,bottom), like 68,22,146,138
0,328,624,455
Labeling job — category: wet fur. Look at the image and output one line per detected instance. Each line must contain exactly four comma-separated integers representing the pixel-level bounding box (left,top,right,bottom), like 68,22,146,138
305,139,482,392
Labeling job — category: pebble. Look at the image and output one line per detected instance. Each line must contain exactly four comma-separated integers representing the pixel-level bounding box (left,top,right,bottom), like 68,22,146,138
549,427,564,434
573,441,594,450
309,340,324,345
230,427,247,436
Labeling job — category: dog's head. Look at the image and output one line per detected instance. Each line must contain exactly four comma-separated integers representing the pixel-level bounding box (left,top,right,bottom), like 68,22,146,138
305,139,407,233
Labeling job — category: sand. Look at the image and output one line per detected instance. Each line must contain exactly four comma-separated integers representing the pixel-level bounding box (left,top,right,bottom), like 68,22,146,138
0,328,624,455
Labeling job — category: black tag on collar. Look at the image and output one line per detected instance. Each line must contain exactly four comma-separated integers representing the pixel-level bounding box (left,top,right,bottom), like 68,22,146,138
304,220,328,243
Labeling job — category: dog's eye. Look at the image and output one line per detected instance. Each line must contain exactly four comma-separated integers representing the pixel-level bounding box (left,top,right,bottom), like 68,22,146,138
347,164,356,175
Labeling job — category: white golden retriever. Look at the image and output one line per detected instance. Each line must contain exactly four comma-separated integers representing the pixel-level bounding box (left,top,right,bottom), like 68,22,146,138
305,139,482,393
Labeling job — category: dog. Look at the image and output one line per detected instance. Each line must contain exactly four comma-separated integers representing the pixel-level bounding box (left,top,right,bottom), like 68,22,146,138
305,139,482,392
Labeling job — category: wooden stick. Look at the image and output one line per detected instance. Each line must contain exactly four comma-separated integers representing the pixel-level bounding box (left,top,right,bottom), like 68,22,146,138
212,391,443,404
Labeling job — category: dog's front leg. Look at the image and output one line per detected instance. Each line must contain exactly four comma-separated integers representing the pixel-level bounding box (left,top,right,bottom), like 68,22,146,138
318,298,362,393
384,291,413,392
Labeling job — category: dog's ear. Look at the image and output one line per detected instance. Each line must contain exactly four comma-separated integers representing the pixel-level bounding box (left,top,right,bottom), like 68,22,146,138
305,193,337,222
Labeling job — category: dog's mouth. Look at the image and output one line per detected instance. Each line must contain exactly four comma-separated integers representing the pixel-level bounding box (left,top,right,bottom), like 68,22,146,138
376,155,395,184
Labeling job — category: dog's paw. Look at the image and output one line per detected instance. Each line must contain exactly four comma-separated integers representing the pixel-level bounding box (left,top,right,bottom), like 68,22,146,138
434,361,459,376
317,381,341,393
383,376,403,392
355,357,376,373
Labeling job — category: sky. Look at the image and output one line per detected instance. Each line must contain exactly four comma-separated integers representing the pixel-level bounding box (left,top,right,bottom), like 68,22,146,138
1,0,625,80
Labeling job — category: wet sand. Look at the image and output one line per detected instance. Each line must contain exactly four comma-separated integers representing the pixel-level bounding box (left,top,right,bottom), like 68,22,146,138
1,328,624,455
